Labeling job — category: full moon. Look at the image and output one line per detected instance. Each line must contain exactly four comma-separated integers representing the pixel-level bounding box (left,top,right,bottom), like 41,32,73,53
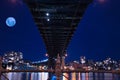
6,17,16,27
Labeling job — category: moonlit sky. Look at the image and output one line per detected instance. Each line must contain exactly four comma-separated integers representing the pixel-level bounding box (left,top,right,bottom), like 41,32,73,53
0,0,120,61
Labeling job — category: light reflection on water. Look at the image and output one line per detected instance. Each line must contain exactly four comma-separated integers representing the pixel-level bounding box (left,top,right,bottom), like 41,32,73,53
2,72,120,80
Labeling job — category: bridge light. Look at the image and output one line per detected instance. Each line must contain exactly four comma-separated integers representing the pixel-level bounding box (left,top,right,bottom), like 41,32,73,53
65,53,68,57
47,18,50,21
45,53,48,57
46,13,49,16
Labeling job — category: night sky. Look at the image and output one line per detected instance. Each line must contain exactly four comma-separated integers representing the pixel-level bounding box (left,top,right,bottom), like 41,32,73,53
0,0,120,61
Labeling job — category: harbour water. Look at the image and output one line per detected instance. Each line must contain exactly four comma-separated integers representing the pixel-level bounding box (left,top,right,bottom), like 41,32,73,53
1,72,120,80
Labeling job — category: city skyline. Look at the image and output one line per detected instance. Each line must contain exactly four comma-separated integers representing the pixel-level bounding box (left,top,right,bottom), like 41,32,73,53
0,0,120,61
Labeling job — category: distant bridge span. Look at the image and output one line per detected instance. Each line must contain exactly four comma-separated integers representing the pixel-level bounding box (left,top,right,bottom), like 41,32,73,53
23,0,93,68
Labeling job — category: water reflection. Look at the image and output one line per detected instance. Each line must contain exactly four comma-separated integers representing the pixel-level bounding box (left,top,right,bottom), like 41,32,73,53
2,72,120,80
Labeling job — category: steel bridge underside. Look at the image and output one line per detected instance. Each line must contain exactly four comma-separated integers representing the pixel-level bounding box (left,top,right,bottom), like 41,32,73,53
24,0,92,67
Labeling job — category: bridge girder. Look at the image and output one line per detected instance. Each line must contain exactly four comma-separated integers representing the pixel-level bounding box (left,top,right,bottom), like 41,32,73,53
24,0,93,64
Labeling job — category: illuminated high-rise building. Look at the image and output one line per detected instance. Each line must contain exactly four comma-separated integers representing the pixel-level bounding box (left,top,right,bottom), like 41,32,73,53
80,56,86,64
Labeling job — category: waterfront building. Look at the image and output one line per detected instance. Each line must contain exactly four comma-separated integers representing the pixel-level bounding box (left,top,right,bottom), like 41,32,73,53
2,51,24,70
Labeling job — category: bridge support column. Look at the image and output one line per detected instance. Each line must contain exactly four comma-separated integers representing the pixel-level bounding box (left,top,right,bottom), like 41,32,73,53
47,57,55,80
48,57,55,69
55,54,61,80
